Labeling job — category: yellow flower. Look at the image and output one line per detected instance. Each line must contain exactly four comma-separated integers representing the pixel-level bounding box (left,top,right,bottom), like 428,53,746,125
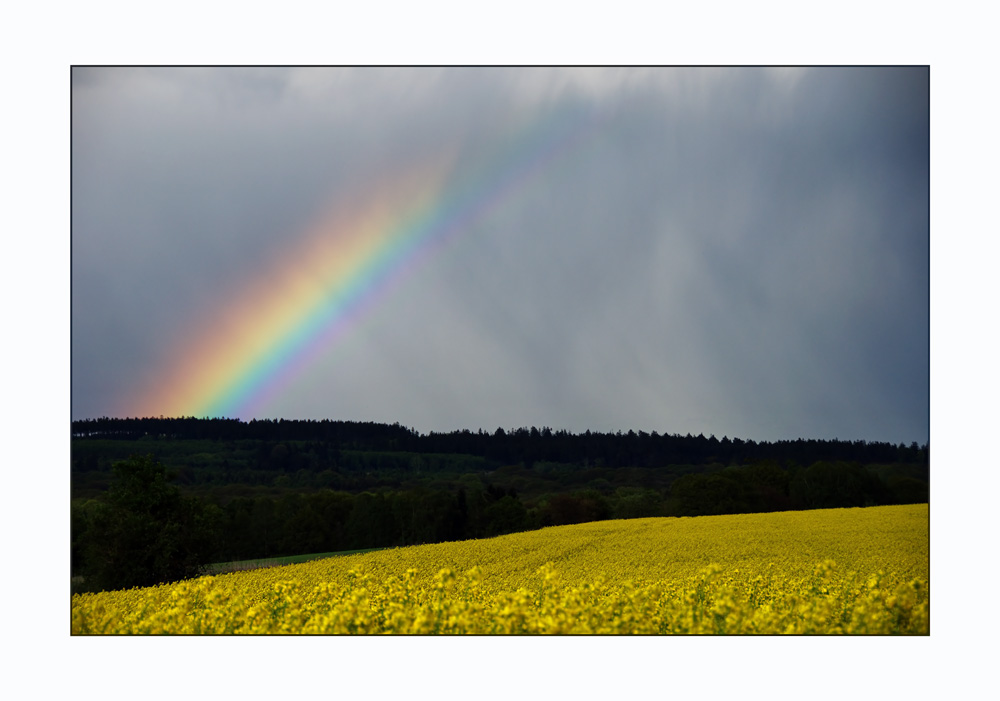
72,504,927,635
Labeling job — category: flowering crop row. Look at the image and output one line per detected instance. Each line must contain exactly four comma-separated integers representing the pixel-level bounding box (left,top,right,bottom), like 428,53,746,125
71,504,928,634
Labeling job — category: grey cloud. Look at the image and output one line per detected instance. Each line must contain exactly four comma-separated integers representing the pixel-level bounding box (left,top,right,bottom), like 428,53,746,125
72,67,928,443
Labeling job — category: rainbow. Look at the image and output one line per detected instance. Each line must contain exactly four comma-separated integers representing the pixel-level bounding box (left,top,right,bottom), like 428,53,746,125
128,106,598,420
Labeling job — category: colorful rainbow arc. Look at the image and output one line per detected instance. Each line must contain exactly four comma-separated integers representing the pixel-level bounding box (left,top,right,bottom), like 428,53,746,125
130,106,599,420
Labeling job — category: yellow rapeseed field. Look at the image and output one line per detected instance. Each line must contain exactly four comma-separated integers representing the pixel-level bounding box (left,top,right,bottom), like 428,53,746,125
71,503,928,634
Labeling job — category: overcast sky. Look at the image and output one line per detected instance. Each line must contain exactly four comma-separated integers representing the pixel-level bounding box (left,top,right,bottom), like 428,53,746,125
71,67,928,444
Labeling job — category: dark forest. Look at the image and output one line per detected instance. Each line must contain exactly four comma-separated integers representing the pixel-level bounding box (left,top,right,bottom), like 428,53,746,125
72,417,928,593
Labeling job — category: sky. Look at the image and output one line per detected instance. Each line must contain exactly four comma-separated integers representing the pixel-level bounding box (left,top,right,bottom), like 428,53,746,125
71,66,929,444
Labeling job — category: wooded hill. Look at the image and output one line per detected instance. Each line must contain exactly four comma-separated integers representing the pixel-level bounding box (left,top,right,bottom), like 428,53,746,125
71,417,928,592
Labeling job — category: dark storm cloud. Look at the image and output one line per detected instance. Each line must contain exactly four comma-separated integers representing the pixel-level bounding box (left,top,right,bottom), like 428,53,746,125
408,67,928,441
72,67,928,444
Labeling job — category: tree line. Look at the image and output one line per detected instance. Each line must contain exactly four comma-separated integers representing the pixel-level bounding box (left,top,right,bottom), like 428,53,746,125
73,416,928,468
